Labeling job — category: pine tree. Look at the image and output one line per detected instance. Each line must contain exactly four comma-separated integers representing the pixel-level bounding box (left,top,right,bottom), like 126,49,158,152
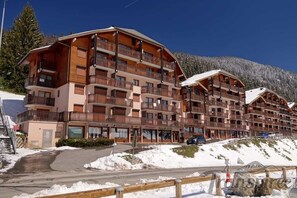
0,4,43,93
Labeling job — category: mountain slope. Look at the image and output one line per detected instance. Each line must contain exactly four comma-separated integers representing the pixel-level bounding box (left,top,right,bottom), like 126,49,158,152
175,53,297,102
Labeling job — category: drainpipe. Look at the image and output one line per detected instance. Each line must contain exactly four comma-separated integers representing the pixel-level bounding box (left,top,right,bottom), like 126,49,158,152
115,31,119,74
93,34,97,66
160,48,164,83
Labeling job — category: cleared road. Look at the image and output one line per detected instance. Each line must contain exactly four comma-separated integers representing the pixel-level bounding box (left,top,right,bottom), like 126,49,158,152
0,166,230,197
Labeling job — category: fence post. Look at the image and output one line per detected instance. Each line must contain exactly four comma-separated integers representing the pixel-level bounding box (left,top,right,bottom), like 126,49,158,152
282,167,287,180
116,186,124,198
175,179,182,198
265,169,270,178
215,174,222,196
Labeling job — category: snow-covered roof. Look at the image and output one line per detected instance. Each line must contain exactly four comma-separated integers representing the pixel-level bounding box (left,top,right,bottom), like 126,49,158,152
180,69,243,87
288,102,296,109
245,87,287,105
58,26,164,47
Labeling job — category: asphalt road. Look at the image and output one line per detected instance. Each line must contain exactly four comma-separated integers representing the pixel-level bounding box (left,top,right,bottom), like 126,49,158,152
0,166,229,197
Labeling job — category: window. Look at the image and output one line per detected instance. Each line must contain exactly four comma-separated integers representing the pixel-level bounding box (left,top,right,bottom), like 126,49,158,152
74,84,84,95
68,126,84,138
76,66,86,76
73,104,83,112
77,48,87,58
116,75,125,82
132,109,139,117
57,90,60,97
133,79,139,86
38,91,51,98
145,97,154,103
146,82,153,88
133,94,140,102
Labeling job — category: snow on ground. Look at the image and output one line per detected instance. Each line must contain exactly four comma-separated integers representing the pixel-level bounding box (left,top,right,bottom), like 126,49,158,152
0,146,79,173
13,171,296,198
0,90,25,123
85,139,297,171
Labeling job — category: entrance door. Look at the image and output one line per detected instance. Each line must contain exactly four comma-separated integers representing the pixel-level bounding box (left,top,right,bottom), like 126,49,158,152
42,129,53,147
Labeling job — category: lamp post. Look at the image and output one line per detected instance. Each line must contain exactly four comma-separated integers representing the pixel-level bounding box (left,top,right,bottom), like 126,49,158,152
0,0,7,50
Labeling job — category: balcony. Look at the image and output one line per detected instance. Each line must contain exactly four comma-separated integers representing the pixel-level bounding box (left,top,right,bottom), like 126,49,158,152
89,75,133,91
249,117,264,123
65,112,142,125
205,122,229,128
183,118,204,126
141,102,180,113
229,114,242,120
38,60,56,72
141,118,180,127
88,94,133,107
186,105,205,113
184,93,205,102
249,109,263,115
209,100,227,108
17,110,59,123
119,45,140,60
209,112,228,118
141,86,172,98
266,105,278,111
25,77,55,89
26,95,55,106
212,80,244,93
94,57,115,70
96,38,116,52
163,60,175,70
250,126,264,131
142,53,160,65
265,99,278,105
229,104,242,110
118,61,160,78
230,124,245,130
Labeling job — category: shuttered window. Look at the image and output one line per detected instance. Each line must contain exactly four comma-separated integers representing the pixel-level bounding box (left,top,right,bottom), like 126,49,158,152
73,104,83,112
74,84,84,95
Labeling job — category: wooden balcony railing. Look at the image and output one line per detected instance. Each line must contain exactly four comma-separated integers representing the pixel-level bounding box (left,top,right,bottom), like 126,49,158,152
183,93,205,102
89,75,133,90
119,45,140,59
141,102,180,113
209,112,228,118
97,38,116,52
229,104,242,110
25,77,55,88
249,109,263,115
249,117,265,123
142,53,160,65
163,60,175,70
209,100,227,108
17,110,59,123
141,118,181,127
186,105,205,113
38,60,56,71
230,124,245,130
88,94,133,107
182,118,204,126
141,86,173,98
250,126,264,131
95,57,116,69
212,80,244,93
265,105,278,111
26,95,55,106
229,114,242,120
205,122,229,128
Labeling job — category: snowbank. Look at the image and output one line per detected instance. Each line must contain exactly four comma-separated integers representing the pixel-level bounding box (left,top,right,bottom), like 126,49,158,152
86,139,297,171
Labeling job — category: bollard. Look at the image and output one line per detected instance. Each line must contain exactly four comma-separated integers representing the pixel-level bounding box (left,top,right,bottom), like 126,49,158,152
215,175,223,196
116,186,124,198
175,179,182,198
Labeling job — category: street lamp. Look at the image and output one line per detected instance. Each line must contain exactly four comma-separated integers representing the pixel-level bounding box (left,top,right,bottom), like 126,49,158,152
0,0,7,50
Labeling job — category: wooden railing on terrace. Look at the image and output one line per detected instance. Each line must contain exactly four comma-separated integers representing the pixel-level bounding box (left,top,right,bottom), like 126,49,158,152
88,94,133,107
17,110,59,123
89,75,133,90
141,102,180,113
25,77,55,88
26,95,55,106
141,86,173,98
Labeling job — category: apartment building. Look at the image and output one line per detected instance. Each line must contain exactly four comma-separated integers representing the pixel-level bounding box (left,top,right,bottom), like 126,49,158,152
288,102,297,136
245,88,292,136
17,27,186,148
180,70,247,139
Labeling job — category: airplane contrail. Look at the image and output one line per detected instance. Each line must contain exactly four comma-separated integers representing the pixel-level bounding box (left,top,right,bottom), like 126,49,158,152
125,0,139,8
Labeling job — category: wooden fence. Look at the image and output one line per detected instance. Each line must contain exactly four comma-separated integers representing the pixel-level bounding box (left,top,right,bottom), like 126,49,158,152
41,166,297,198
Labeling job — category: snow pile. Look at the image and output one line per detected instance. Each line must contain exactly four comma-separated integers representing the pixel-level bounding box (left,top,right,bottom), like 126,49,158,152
14,181,119,198
86,139,297,170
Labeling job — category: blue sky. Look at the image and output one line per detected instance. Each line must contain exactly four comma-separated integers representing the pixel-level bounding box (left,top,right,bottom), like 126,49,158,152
3,0,297,73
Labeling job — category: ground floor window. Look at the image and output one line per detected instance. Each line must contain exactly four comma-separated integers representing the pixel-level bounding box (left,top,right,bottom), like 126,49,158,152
110,128,128,139
68,126,84,138
89,127,101,138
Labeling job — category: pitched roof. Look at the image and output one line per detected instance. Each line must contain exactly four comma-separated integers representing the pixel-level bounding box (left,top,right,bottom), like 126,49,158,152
58,26,164,47
245,87,287,105
288,102,296,109
180,69,243,87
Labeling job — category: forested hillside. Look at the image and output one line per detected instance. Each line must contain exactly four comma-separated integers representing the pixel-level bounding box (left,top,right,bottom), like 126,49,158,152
175,53,297,102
